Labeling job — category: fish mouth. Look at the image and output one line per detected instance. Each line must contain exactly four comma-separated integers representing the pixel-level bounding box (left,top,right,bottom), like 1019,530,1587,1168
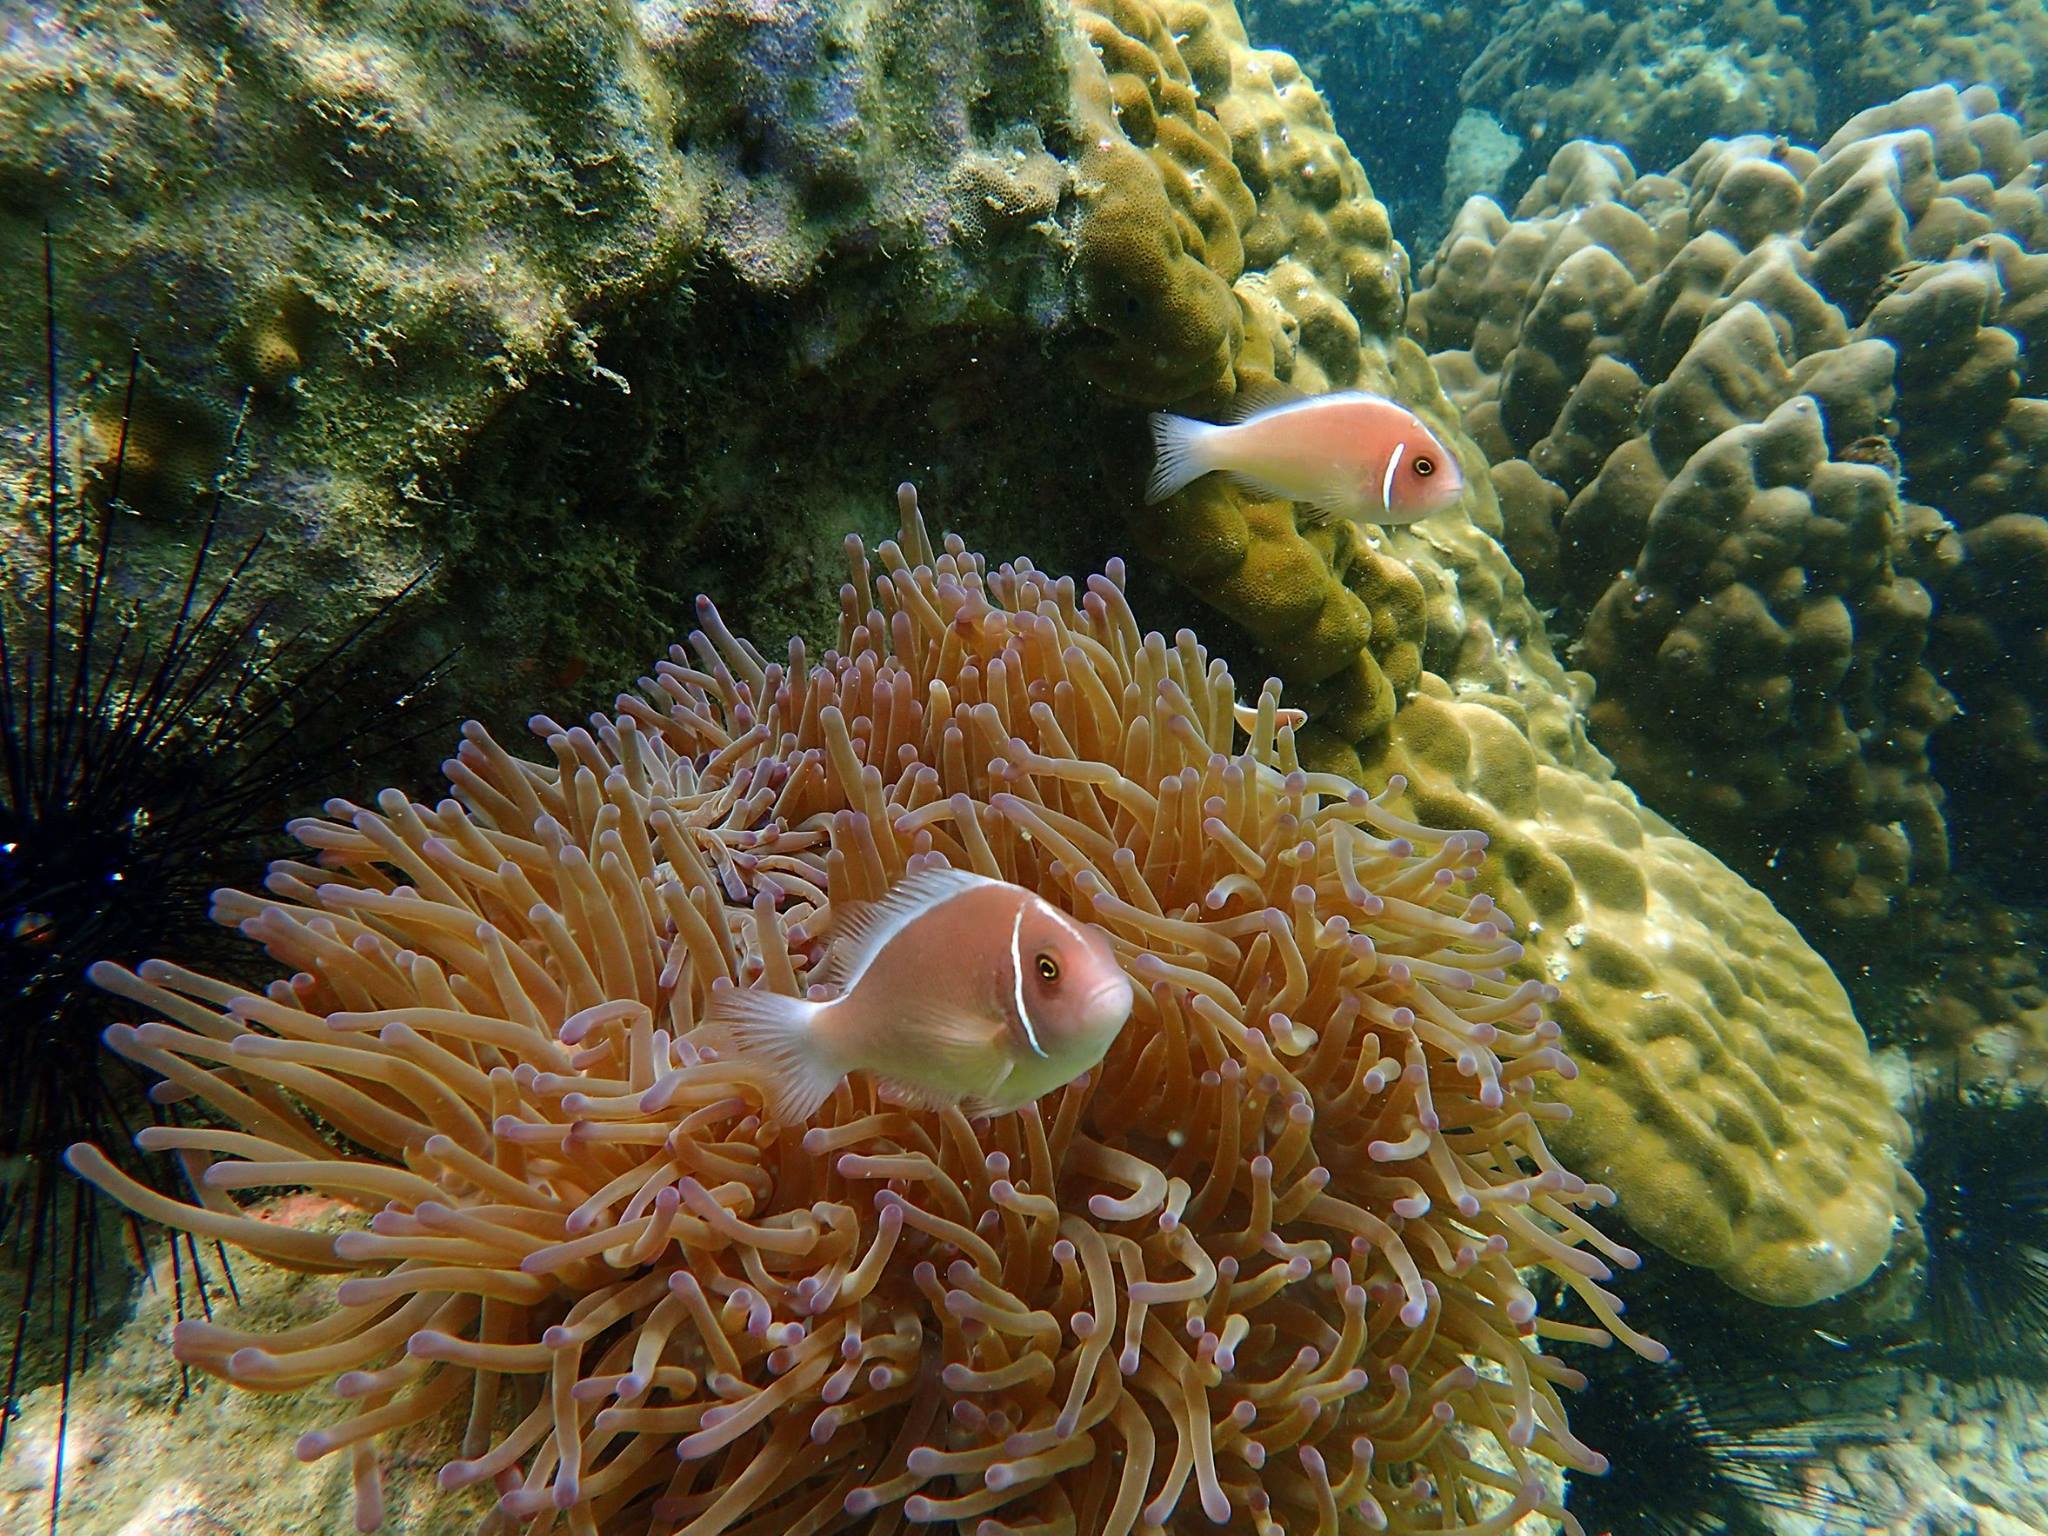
1085,975,1137,1031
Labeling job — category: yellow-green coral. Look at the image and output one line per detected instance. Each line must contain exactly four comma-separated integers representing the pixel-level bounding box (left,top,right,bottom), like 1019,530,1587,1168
1067,0,1434,744
1058,0,1912,1304
1069,0,1406,409
1375,692,1913,1305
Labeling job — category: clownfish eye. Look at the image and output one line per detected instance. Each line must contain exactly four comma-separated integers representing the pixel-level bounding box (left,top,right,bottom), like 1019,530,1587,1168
1036,952,1061,984
1412,455,1436,477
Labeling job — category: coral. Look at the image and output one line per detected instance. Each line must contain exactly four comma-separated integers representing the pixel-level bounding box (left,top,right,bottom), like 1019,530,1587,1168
1811,0,2048,135
14,0,1917,1314
1458,0,1818,187
1064,0,1912,1309
1410,84,2048,944
1926,513,2048,901
0,0,1421,742
1365,684,1912,1309
1890,902,2048,1088
1066,0,1461,750
1451,0,2048,205
1069,0,1408,404
1238,0,1490,244
0,0,1119,717
69,489,1656,1534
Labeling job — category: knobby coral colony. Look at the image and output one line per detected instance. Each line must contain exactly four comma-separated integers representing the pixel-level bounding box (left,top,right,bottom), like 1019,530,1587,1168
68,486,1661,1536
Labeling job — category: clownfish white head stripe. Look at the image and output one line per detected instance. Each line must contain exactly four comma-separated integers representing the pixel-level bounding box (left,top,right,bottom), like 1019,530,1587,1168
1009,904,1048,1058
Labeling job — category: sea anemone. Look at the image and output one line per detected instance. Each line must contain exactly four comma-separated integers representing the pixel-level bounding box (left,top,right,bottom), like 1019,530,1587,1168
69,485,1660,1534
1,231,442,1526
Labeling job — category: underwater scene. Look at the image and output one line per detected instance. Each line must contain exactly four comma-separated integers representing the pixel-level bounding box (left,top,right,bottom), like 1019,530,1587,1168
2,0,2047,1532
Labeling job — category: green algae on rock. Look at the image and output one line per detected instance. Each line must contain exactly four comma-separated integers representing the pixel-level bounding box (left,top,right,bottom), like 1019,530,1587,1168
1,0,1109,712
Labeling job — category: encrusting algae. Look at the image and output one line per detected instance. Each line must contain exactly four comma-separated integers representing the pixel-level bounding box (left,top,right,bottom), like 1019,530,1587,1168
68,487,1661,1535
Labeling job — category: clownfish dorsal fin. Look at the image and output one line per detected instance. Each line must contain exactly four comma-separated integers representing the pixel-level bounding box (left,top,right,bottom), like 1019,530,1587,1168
813,864,993,991
1225,375,1312,423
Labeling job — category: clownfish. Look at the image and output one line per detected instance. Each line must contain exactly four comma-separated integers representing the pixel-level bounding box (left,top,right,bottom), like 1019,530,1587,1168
705,867,1134,1124
1147,382,1466,526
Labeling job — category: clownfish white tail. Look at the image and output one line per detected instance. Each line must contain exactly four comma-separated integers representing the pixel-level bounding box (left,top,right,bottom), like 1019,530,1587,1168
704,988,841,1124
1146,412,1218,503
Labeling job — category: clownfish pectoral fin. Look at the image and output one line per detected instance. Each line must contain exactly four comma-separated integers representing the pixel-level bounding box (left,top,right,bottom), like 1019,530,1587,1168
1301,483,1372,525
867,1002,1011,1112
953,1061,1030,1121
1222,469,1293,504
703,988,840,1125
957,1089,1021,1121
1147,413,1219,503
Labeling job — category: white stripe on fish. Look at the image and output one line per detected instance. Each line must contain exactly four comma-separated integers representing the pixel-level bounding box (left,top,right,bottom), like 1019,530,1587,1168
1009,904,1048,1058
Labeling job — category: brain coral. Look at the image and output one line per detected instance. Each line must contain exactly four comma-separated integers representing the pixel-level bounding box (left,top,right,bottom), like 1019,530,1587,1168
1409,84,2048,944
71,488,1656,1535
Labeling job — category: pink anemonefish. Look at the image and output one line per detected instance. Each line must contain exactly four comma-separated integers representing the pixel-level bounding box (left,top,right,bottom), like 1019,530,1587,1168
1147,381,1466,526
704,866,1134,1124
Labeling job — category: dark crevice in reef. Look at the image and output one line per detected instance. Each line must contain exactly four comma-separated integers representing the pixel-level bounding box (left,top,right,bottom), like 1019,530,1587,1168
415,260,1170,732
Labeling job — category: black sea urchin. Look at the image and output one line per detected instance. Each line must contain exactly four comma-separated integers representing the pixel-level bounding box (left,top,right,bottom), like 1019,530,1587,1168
1913,1066,2048,1375
1563,1342,1890,1536
0,231,447,1528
